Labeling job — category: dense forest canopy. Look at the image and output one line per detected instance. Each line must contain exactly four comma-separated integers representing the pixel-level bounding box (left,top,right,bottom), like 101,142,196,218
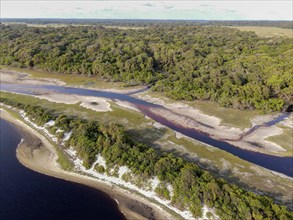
1,96,293,219
0,24,292,111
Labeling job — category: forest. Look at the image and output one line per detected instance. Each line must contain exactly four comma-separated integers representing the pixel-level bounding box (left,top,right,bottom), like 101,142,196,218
1,96,293,219
1,19,292,29
0,24,292,111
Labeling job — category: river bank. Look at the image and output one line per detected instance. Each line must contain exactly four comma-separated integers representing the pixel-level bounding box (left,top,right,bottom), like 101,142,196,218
0,67,148,94
134,93,292,156
0,108,175,220
1,88,293,209
1,67,291,157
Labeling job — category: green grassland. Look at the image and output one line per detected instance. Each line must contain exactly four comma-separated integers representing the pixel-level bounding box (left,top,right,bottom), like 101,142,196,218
229,26,293,38
1,91,292,205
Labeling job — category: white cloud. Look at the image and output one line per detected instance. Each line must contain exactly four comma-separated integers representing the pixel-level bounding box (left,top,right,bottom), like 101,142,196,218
1,1,292,20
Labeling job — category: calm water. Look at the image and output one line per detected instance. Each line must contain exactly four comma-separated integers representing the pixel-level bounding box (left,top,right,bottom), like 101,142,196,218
1,83,293,177
0,119,126,220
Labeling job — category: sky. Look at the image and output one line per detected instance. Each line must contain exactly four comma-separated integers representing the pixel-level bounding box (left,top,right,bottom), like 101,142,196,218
1,1,292,20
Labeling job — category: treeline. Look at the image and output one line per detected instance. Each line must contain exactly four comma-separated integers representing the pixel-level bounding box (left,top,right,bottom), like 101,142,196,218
204,20,293,29
0,24,292,111
1,97,292,219
2,19,292,29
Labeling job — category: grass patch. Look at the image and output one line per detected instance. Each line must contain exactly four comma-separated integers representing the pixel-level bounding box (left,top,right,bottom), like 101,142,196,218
53,141,73,170
228,26,293,38
107,104,152,128
167,134,238,169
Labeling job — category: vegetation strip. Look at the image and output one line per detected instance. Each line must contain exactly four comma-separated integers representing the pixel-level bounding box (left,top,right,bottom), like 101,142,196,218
1,97,292,219
0,24,292,111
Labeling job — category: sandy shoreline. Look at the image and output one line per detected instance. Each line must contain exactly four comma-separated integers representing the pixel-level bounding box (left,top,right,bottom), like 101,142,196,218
0,109,175,220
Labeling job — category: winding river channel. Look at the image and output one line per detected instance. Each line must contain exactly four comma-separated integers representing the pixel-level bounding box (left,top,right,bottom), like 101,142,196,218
1,83,292,177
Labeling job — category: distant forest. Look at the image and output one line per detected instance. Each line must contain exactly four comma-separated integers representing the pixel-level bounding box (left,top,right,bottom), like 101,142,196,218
0,23,292,111
1,19,293,29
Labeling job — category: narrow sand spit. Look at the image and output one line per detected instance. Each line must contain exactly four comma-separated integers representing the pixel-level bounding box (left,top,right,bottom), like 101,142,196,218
0,109,174,220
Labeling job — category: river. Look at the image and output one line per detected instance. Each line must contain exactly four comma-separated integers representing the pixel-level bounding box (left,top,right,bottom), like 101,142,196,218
0,118,126,220
1,83,292,177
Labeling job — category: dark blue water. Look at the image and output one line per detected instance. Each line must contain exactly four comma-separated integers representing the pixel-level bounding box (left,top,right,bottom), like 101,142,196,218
1,83,292,177
0,119,126,220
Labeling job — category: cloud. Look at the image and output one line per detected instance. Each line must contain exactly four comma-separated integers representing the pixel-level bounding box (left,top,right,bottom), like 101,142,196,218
165,4,175,10
102,8,114,12
226,9,236,13
143,3,154,7
200,4,210,7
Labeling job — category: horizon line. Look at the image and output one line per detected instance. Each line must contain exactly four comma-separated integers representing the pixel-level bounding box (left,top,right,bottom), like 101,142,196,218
1,18,292,22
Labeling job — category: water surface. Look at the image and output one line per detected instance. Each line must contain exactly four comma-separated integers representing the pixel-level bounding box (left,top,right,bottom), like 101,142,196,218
1,83,292,177
0,118,126,220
